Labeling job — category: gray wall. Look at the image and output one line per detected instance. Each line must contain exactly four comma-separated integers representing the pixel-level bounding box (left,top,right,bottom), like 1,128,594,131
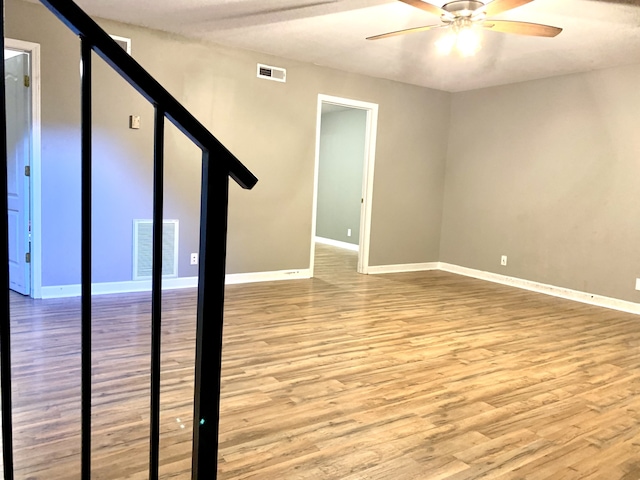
6,0,451,286
440,64,640,303
316,108,367,246
15,0,633,304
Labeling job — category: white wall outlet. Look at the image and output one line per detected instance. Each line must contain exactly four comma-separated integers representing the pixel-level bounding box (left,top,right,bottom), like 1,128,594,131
347,229,352,237
190,253,198,265
501,255,508,266
129,115,141,129
636,278,640,291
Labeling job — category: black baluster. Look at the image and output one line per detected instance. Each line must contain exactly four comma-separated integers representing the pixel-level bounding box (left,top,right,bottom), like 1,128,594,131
149,106,165,480
80,37,92,480
191,152,229,480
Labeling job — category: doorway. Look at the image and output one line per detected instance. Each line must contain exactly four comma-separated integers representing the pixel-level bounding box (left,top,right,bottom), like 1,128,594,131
310,95,378,276
5,39,41,298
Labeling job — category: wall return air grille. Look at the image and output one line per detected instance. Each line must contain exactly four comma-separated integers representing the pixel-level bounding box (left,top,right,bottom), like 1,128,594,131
133,220,179,280
257,63,286,83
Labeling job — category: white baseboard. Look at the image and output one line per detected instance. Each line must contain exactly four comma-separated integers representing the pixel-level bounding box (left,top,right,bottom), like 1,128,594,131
439,263,640,316
315,236,359,252
41,269,312,298
38,261,640,316
360,259,640,315
41,276,199,299
367,262,439,275
225,268,312,285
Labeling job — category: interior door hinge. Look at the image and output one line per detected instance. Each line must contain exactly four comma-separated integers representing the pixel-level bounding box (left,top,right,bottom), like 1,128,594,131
25,252,31,264
25,166,30,177
24,75,30,88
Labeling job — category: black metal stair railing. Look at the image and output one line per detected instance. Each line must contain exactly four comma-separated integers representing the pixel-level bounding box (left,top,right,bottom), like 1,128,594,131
0,0,258,478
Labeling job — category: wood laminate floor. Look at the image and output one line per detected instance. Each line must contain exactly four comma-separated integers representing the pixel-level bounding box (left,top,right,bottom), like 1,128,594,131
3,244,640,479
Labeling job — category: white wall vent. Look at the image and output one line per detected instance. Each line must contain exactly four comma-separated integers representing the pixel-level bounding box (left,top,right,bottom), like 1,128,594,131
257,63,286,83
110,35,131,55
133,220,179,280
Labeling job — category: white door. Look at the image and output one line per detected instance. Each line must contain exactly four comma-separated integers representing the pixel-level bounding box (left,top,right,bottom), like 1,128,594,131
5,50,31,295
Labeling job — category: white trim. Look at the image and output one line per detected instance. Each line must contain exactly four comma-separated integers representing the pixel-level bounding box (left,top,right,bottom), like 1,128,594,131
310,94,379,277
41,268,312,298
315,236,359,252
38,261,640,315
41,276,199,299
359,259,640,314
109,35,131,55
367,263,440,275
358,101,378,275
309,99,323,278
6,39,42,299
439,263,640,315
226,268,311,285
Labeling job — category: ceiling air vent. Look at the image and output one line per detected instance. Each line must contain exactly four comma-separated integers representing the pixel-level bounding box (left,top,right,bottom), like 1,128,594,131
257,63,286,83
110,34,131,55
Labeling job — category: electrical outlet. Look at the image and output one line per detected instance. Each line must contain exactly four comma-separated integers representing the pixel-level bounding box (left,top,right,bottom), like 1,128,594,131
190,253,198,265
347,229,352,237
501,255,507,266
636,278,640,291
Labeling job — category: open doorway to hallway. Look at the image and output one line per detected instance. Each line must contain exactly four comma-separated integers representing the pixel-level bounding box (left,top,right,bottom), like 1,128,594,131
310,94,378,276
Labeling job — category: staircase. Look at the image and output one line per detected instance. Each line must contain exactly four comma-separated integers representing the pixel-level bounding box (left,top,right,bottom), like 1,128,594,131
0,0,258,478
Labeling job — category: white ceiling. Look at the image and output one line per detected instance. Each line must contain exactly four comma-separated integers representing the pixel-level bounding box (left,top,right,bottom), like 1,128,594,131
71,0,640,92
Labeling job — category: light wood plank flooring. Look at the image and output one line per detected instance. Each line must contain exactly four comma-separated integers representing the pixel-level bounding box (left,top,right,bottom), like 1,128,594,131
3,244,640,479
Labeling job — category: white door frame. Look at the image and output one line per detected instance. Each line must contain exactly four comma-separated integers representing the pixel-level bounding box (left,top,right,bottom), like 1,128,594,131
6,39,42,298
310,94,379,275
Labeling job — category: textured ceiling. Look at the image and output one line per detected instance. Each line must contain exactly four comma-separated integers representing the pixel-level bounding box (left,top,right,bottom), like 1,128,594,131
69,0,640,92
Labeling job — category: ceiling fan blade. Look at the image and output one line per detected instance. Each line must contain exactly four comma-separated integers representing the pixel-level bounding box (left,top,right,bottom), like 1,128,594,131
483,0,534,16
367,24,445,40
398,0,449,17
483,20,562,37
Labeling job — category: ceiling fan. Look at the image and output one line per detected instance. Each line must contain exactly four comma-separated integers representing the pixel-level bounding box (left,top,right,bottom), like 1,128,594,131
367,0,562,54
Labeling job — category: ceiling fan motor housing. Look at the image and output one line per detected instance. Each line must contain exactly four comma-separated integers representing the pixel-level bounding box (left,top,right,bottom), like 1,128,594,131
442,0,484,16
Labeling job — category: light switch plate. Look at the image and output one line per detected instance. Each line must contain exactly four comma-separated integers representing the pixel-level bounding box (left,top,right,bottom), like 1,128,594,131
129,115,141,129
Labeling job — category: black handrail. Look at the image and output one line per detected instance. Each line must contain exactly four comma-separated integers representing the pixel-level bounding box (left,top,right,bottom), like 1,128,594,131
39,0,257,190
1,0,258,478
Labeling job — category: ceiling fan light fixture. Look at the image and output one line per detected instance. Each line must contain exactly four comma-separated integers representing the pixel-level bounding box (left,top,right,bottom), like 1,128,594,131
436,32,457,55
456,27,481,56
435,26,481,57
369,1,562,52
